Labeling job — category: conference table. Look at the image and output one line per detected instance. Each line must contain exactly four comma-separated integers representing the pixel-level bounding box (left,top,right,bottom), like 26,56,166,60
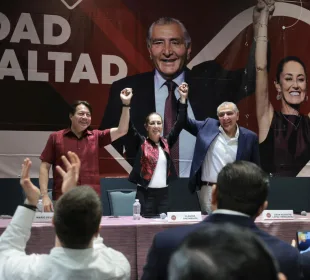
1,214,310,280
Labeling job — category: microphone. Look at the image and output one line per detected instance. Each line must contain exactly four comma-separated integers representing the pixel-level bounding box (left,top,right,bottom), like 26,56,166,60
301,211,307,216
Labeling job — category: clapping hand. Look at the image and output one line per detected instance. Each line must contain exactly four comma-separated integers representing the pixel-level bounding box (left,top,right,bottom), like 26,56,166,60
20,158,41,206
120,88,133,106
56,151,81,194
178,82,189,104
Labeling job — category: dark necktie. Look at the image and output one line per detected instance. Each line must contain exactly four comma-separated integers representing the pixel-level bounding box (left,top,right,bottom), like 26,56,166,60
164,80,179,175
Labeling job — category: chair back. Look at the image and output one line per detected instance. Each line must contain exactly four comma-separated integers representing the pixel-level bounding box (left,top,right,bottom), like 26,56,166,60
107,189,136,216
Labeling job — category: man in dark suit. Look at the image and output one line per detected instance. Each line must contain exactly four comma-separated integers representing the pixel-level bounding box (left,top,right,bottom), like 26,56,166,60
185,101,260,214
168,224,287,280
100,16,257,178
141,161,301,280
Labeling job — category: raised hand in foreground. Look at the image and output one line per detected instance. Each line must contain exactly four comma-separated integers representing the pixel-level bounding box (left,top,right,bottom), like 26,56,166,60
20,158,41,206
56,151,81,194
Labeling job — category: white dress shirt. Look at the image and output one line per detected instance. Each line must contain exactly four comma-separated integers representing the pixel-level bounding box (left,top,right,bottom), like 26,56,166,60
201,125,239,183
0,206,130,280
154,70,196,178
148,144,167,188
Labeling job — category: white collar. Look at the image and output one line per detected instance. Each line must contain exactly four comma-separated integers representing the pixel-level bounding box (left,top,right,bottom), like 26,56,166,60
212,209,250,217
154,70,185,91
219,124,239,140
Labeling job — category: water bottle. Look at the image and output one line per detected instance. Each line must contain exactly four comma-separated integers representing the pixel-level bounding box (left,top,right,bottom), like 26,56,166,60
133,199,141,220
36,199,43,212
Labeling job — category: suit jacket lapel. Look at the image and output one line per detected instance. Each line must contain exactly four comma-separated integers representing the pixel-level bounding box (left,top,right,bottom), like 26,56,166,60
133,71,156,115
130,71,156,135
198,120,219,161
205,121,220,150
236,129,245,160
141,71,156,113
185,68,200,120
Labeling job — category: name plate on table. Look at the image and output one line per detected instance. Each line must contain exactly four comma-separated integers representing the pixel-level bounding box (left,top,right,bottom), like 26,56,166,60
262,210,294,220
167,212,202,222
34,212,54,223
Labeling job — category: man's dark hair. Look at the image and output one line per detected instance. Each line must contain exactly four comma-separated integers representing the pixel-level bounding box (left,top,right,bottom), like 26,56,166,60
276,56,307,83
216,161,269,217
53,186,102,249
169,223,279,280
70,100,93,116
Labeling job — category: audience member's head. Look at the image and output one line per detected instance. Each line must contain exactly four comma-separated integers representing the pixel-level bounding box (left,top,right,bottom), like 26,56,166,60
53,186,102,249
168,223,286,280
212,161,269,217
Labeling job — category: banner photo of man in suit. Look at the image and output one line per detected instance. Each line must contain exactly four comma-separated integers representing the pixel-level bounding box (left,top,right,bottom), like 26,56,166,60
1,0,310,179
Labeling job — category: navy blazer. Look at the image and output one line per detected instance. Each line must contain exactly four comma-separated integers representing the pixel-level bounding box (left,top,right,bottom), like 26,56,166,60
185,117,260,193
141,214,301,280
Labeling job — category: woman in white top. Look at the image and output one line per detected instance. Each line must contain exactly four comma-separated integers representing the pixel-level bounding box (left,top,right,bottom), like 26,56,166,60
128,83,188,217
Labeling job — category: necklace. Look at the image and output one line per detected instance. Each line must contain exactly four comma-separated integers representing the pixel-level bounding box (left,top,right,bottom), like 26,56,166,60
280,112,302,130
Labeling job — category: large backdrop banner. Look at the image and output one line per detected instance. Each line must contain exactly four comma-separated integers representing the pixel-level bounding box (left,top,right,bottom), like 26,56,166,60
1,0,310,178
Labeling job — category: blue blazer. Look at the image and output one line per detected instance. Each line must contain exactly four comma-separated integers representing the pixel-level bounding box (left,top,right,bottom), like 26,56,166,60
185,117,260,193
141,214,301,280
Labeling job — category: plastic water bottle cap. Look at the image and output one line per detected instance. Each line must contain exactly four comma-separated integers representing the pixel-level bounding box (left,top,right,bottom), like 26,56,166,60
301,211,307,216
160,213,167,219
135,199,139,202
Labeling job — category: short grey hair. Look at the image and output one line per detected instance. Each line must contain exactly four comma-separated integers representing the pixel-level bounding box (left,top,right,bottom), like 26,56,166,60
217,102,239,115
146,17,191,49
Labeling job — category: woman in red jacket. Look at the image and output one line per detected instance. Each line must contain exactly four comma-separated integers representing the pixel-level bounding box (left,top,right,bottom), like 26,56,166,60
129,82,188,217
